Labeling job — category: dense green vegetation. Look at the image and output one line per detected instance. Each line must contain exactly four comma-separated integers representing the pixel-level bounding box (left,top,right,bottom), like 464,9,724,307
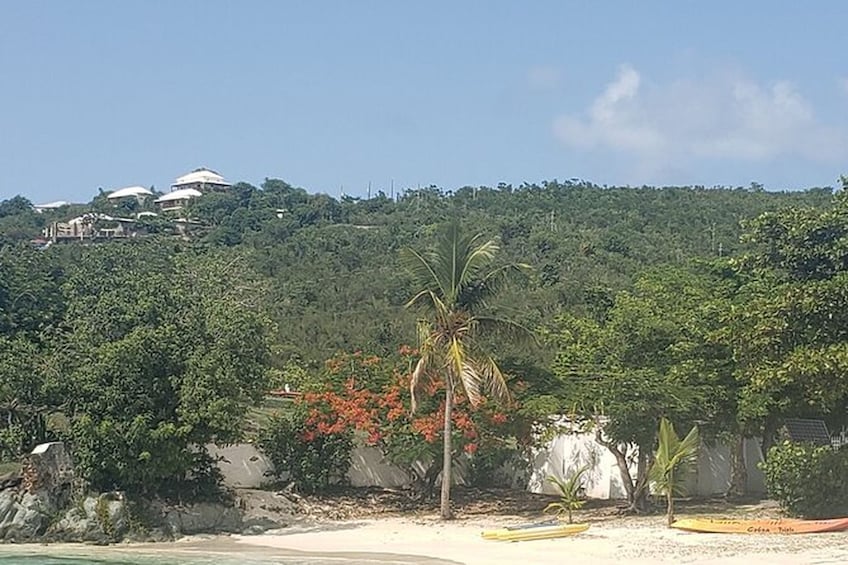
761,442,848,519
2,177,847,511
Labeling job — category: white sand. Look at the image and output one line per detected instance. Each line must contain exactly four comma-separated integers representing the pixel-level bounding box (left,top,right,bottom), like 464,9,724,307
234,516,848,565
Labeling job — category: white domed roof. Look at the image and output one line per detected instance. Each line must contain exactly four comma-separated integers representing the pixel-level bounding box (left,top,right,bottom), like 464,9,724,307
107,186,153,199
155,188,203,203
173,168,229,187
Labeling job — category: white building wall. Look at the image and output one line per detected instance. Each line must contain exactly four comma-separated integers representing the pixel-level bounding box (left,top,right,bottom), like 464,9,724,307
526,432,636,499
214,433,766,497
208,443,275,488
347,445,414,488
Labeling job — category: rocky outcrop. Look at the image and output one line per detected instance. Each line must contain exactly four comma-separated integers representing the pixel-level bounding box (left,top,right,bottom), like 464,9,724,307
0,489,55,541
24,442,74,494
0,441,75,542
47,492,130,543
0,442,297,543
156,500,243,536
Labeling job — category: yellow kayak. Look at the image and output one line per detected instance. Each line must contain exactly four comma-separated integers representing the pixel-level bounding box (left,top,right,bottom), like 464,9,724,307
672,517,848,534
483,523,589,542
481,519,558,540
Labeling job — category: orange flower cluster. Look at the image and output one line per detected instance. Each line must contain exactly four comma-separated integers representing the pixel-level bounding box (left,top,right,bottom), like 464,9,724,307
299,350,519,457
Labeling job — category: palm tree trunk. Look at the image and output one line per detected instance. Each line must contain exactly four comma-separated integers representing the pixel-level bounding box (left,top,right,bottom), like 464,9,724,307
440,375,454,520
667,468,674,527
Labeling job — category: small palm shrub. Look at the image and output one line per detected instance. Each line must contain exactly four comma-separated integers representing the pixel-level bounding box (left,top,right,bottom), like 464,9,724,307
544,465,589,523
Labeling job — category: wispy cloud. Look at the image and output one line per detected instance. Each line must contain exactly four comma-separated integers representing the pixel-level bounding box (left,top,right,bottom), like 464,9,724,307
553,65,847,177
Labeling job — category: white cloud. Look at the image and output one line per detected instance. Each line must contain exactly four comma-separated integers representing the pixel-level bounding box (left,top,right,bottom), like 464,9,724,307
553,65,847,175
839,77,848,96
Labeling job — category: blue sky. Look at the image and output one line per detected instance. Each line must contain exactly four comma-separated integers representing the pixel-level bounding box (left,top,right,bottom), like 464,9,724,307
2,1,847,204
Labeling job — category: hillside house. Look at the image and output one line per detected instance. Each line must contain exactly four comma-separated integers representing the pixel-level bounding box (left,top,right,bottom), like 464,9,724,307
154,188,202,212
171,167,231,193
106,186,153,204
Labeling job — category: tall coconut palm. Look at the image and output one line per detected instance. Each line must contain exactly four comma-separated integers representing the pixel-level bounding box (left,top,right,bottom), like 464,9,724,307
401,221,529,520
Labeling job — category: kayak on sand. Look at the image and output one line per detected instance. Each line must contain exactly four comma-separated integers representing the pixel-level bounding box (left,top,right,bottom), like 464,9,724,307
480,519,558,540
482,522,590,542
672,517,848,534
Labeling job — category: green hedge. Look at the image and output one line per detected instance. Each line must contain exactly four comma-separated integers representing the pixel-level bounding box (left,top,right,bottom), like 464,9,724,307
761,441,848,519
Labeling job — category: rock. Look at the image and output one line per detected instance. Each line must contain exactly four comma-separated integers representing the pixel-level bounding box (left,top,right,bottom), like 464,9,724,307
0,490,53,541
150,500,243,536
241,524,270,535
0,470,21,491
235,489,299,533
46,492,129,543
25,442,74,494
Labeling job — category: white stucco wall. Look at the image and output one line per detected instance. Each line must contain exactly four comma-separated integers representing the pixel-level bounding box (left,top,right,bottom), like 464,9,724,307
528,431,766,499
208,443,275,488
214,432,766,497
527,432,635,499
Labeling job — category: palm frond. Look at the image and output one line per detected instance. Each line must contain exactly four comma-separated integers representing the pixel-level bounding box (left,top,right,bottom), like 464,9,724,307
446,338,466,386
474,315,538,347
460,361,483,407
406,288,449,317
410,356,428,414
477,356,510,406
649,418,700,496
400,247,446,299
457,238,499,293
430,222,499,306
457,262,532,311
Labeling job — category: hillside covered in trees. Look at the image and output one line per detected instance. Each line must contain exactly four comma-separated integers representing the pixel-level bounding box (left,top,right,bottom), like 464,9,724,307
3,179,833,364
2,178,846,507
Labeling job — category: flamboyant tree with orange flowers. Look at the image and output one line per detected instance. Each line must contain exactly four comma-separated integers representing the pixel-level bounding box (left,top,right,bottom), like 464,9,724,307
295,348,528,496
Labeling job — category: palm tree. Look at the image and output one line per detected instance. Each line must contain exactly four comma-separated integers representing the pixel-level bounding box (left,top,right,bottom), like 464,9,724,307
402,221,529,519
544,465,589,523
649,417,700,527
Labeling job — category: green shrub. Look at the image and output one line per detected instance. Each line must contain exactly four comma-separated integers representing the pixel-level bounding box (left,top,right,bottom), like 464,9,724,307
760,441,848,518
257,413,353,494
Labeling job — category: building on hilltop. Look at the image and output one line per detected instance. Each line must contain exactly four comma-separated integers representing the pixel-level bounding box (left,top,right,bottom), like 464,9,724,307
154,188,203,212
171,167,231,193
33,201,72,213
154,167,229,212
42,213,141,243
106,186,153,203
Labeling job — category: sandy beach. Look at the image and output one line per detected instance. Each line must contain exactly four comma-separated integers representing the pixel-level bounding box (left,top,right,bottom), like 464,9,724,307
3,514,848,565
231,515,848,565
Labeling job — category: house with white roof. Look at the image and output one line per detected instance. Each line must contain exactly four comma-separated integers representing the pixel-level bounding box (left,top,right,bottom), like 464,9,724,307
154,167,230,212
107,186,153,203
42,213,140,242
33,201,71,213
171,167,231,193
155,188,203,212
